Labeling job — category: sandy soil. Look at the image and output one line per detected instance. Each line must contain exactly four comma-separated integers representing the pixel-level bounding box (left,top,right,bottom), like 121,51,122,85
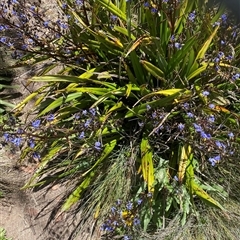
0,2,97,239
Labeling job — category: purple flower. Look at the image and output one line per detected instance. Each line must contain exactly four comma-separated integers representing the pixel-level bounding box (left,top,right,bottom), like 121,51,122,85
151,8,158,14
144,2,150,7
228,132,234,139
193,123,202,132
111,206,117,213
43,21,49,28
32,119,41,128
126,201,133,210
200,131,211,140
183,102,189,109
78,131,85,139
89,108,96,116
188,11,196,22
137,199,143,205
82,110,88,115
133,218,140,225
178,123,185,131
208,155,220,166
110,15,118,21
218,51,224,58
209,103,215,109
187,112,194,118
202,91,210,97
213,21,220,27
76,0,83,5
94,141,101,150
33,152,41,160
208,115,215,123
221,14,227,22
3,133,10,141
29,139,35,148
174,42,182,49
232,73,240,81
47,114,54,121
11,137,22,146
84,119,92,128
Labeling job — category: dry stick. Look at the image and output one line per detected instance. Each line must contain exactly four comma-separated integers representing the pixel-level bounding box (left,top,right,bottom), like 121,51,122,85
148,107,177,137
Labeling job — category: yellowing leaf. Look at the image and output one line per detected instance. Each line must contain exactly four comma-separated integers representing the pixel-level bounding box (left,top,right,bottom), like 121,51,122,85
178,145,191,183
140,60,166,82
192,181,224,210
140,137,154,193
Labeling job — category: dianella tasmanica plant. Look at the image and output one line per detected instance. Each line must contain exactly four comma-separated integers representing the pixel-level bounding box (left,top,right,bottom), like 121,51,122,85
1,0,240,239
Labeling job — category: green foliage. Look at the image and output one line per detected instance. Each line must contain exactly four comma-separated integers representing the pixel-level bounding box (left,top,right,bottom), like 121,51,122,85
1,0,240,239
0,228,11,240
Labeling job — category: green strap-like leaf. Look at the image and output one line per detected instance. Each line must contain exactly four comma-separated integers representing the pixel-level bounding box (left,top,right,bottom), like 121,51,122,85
82,139,117,177
61,170,96,211
140,137,154,193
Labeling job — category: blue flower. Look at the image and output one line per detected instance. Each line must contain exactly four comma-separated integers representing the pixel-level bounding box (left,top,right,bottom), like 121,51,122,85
232,73,240,81
133,218,140,225
209,155,220,166
82,110,88,115
124,235,131,240
218,51,224,59
193,123,202,132
33,152,41,160
111,206,117,213
78,131,85,139
209,103,215,109
188,11,196,22
126,201,133,210
3,133,10,141
152,112,157,118
89,108,96,116
151,8,158,14
116,199,122,205
183,102,189,109
200,131,211,140
202,91,210,96
187,112,194,118
221,14,227,22
143,2,150,7
11,137,22,146
47,114,54,121
213,21,220,27
137,199,143,205
100,223,113,232
76,0,83,5
94,141,101,150
174,42,182,49
178,123,185,131
110,15,118,21
32,119,41,128
29,139,35,148
43,21,49,28
146,104,151,110
228,132,234,139
84,119,92,128
208,115,215,123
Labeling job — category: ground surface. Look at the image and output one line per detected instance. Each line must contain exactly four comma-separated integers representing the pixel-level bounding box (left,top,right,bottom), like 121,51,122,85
0,53,90,240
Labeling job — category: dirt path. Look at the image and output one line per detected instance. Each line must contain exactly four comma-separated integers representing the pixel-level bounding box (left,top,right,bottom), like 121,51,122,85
0,13,90,240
